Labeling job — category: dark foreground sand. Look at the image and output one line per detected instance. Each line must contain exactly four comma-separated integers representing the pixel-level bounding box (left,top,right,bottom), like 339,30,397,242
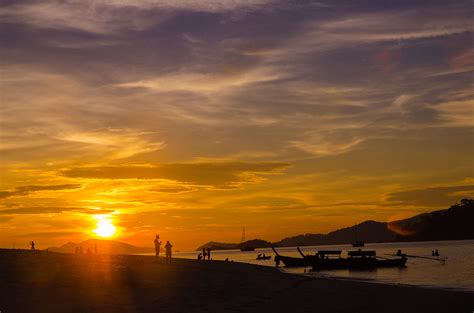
1,249,472,313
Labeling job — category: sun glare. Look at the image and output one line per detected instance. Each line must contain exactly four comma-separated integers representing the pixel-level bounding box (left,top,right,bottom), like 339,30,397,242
94,218,116,238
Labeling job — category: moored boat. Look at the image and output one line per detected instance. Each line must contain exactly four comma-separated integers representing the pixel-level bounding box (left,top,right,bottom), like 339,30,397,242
272,247,307,267
311,250,407,271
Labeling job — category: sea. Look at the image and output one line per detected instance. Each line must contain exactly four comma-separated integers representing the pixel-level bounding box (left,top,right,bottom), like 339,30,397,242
174,240,474,292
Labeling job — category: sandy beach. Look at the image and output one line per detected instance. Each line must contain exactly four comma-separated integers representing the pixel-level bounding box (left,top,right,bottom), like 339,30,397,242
0,249,472,313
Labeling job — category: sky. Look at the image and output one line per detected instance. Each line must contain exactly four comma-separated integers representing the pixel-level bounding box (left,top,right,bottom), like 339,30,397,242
0,0,473,251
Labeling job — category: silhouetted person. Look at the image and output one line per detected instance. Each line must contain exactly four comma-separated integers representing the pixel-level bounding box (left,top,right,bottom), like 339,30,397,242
435,249,439,256
275,255,281,267
30,241,35,250
202,248,207,260
207,248,211,260
154,235,162,262
165,241,172,264
432,250,435,256
197,253,203,260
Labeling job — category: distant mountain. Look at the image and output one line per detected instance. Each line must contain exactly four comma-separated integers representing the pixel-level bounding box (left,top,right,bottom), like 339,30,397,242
47,239,154,255
389,198,474,241
197,199,474,250
197,239,272,251
276,220,396,247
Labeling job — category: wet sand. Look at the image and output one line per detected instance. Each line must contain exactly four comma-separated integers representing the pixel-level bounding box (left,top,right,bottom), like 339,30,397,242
0,249,472,313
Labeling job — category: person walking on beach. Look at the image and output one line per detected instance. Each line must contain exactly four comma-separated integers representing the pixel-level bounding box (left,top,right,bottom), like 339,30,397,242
165,241,173,264
30,241,35,250
154,235,162,262
202,248,207,260
207,248,211,260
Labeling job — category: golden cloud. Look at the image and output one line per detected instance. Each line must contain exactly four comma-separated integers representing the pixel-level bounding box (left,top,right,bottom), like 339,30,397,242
62,162,289,187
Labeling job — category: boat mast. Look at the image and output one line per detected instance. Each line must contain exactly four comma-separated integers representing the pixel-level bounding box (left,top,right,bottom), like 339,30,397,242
241,227,246,243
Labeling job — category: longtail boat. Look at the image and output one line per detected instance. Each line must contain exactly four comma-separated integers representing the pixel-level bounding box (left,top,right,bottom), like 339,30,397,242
311,250,407,271
272,247,307,267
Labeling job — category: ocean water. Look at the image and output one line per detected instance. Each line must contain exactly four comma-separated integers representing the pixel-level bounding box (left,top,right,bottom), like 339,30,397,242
175,240,474,292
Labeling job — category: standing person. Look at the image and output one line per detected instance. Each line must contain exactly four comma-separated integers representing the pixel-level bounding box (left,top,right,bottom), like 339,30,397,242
154,235,162,262
202,248,207,260
30,241,35,250
207,248,211,260
165,241,173,264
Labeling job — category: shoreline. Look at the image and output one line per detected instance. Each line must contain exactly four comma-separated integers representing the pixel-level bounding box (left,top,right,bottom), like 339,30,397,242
299,270,474,294
1,249,473,313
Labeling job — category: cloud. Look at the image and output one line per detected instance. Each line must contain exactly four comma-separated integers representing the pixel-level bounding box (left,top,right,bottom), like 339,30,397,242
0,206,114,215
117,66,282,94
385,185,474,207
13,231,83,238
62,162,289,187
0,184,82,199
436,99,474,127
0,216,13,223
0,0,274,34
274,8,473,59
0,1,167,34
55,129,166,159
149,186,196,194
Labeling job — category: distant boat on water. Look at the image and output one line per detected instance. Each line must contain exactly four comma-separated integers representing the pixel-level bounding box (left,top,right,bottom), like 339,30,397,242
239,227,255,251
240,246,255,251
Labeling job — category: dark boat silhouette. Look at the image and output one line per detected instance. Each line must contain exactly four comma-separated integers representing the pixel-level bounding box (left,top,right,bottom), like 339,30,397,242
256,254,271,260
311,250,407,271
272,247,407,270
272,247,319,267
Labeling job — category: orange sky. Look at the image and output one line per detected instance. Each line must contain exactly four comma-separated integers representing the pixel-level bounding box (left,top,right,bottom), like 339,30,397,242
0,0,473,251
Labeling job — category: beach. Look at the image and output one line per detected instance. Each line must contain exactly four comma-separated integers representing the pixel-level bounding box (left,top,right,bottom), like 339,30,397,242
1,249,473,313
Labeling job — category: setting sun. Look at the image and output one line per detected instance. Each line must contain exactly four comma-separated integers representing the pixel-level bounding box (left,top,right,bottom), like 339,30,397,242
94,218,116,238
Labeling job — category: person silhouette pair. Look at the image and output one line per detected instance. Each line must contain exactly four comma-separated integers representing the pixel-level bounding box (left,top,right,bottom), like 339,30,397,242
154,235,173,263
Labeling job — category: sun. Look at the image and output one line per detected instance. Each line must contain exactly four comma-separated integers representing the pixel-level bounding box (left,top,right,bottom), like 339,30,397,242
94,218,116,238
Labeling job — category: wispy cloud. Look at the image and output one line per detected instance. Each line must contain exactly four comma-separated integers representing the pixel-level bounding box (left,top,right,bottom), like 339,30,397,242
62,162,289,188
0,0,274,34
0,206,114,215
386,185,474,207
117,66,282,94
0,184,82,199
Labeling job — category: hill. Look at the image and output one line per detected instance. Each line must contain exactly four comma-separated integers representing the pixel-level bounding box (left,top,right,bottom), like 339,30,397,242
197,199,474,250
389,198,474,241
47,239,154,255
276,220,396,246
197,239,272,251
